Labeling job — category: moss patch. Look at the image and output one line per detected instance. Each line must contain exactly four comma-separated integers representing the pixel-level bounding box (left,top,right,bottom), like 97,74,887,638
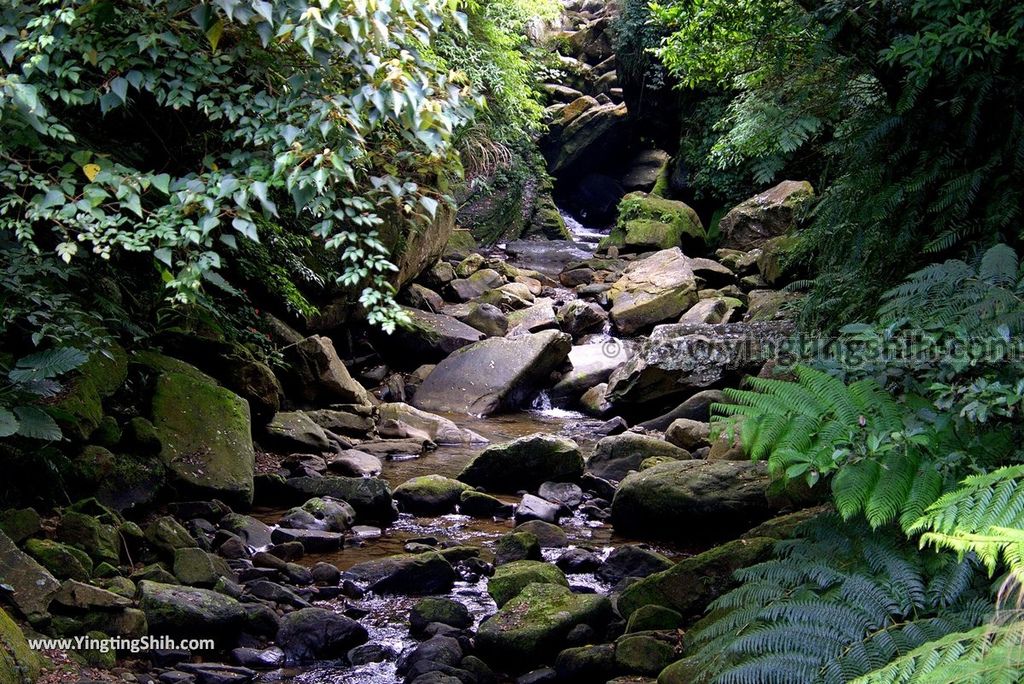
0,607,41,684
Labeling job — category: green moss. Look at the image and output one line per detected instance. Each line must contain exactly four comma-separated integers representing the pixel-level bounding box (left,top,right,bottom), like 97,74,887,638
615,632,679,676
626,605,684,633
24,538,93,581
48,344,128,441
56,511,120,565
0,607,41,684
488,560,569,607
614,192,706,251
73,630,116,668
0,509,40,544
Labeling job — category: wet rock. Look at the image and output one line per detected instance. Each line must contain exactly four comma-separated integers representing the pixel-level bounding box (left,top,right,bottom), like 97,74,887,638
347,552,458,595
448,268,504,302
495,532,542,565
410,598,473,635
326,449,383,477
596,545,673,585
278,497,355,533
277,606,368,663
587,433,690,483
219,513,272,549
311,561,342,586
139,580,246,637
556,548,602,574
607,249,699,335
719,180,814,251
514,494,564,525
394,475,473,515
243,579,309,609
538,482,583,508
611,460,777,541
607,322,794,406
458,434,583,492
283,335,371,406
461,303,509,337
306,407,375,438
348,643,397,665
264,411,331,452
517,668,557,684
459,491,515,519
397,635,464,680
175,662,256,683
550,342,631,402
150,366,255,506
476,584,612,670
616,537,776,619
488,561,570,608
514,521,569,548
270,527,344,553
579,383,613,417
231,646,285,669
278,476,398,524
414,330,571,416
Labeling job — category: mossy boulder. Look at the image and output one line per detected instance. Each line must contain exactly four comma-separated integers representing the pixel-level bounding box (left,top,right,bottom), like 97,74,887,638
0,509,40,544
69,445,165,512
409,597,474,635
346,552,458,595
616,537,776,620
0,530,60,620
173,548,235,587
144,516,196,556
476,583,613,670
24,539,93,581
607,249,700,335
138,580,246,637
458,434,584,493
494,531,542,565
48,344,128,441
150,366,255,506
55,511,119,565
719,180,814,251
615,631,680,676
600,193,705,254
393,475,472,515
488,560,570,607
0,607,41,684
625,604,683,633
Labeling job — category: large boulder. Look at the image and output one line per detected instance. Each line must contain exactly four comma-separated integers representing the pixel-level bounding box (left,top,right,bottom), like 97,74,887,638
458,434,584,492
377,403,487,445
476,584,612,671
138,580,246,637
49,344,128,441
607,249,699,336
546,102,628,174
616,537,776,620
0,530,59,620
611,460,778,541
379,308,485,365
550,342,631,402
346,552,458,595
413,331,572,416
586,433,690,483
150,365,255,506
283,335,371,406
264,411,331,452
719,180,814,251
600,193,705,253
606,321,794,406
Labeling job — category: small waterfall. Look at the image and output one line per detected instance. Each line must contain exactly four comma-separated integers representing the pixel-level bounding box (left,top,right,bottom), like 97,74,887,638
560,207,609,251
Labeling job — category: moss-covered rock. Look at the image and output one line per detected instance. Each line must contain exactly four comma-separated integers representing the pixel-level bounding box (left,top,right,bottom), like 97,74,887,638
476,583,612,670
55,511,119,565
494,531,542,565
393,475,472,515
0,509,40,544
488,560,569,607
458,433,583,493
615,631,680,676
69,446,165,512
0,607,41,684
24,539,93,581
625,605,683,633
144,516,196,556
616,537,776,620
173,548,235,587
346,552,458,595
600,193,705,254
409,597,473,635
48,344,128,441
150,366,255,506
138,580,246,637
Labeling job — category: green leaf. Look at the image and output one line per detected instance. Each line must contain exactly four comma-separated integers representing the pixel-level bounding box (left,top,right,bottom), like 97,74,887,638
419,195,439,217
206,19,225,52
9,347,89,383
0,408,17,438
151,173,171,194
13,406,62,441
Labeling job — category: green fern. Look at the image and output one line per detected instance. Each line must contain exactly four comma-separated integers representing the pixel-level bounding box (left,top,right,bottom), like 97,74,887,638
851,621,1024,684
713,365,943,530
683,516,989,684
909,465,1024,584
877,244,1024,333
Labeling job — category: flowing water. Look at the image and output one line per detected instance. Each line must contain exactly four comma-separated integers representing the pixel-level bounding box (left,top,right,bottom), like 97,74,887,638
254,407,690,683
